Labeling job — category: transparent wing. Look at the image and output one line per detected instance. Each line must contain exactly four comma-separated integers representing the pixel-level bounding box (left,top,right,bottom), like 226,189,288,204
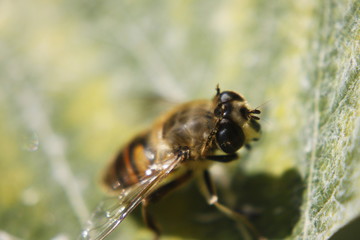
79,154,182,240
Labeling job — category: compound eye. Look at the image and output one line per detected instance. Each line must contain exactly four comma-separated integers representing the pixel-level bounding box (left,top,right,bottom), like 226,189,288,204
216,119,245,153
214,105,222,117
219,91,244,103
214,103,232,118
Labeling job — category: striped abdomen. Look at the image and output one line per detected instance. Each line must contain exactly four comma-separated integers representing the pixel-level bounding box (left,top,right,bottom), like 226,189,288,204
103,133,155,190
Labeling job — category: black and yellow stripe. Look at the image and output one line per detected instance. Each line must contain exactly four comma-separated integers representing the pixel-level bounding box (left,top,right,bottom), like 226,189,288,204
103,133,155,190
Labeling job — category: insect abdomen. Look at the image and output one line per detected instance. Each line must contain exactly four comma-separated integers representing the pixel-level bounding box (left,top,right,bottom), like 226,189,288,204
103,133,154,190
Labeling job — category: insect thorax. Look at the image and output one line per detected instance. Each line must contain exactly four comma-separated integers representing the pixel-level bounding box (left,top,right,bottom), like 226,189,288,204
159,100,216,160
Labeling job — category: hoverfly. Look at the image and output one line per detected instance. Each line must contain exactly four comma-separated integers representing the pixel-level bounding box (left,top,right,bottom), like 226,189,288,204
80,85,262,240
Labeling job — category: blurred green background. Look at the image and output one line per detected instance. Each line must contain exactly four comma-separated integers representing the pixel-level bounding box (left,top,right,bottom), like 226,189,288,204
0,0,359,240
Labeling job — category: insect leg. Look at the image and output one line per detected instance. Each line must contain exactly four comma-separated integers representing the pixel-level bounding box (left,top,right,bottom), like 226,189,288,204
147,171,193,202
142,199,161,240
142,147,191,239
199,170,264,240
206,153,238,162
142,171,192,240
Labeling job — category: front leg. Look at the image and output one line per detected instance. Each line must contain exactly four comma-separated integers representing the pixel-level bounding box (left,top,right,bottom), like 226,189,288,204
198,170,265,240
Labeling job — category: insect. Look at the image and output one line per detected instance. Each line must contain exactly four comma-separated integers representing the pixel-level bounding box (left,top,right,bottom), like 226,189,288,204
80,85,262,240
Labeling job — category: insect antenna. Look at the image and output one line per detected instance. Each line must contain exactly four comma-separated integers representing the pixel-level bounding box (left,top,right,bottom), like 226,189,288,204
253,99,272,111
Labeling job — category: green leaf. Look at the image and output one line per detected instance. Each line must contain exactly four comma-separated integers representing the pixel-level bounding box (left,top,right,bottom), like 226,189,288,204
292,1,360,239
0,0,358,240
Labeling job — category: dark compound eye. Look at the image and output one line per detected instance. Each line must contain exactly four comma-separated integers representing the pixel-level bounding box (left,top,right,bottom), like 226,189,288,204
216,119,245,153
219,91,244,103
214,102,232,118
214,105,223,117
223,103,232,118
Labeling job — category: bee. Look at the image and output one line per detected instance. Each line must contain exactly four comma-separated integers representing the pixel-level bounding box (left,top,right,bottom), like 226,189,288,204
80,85,262,240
